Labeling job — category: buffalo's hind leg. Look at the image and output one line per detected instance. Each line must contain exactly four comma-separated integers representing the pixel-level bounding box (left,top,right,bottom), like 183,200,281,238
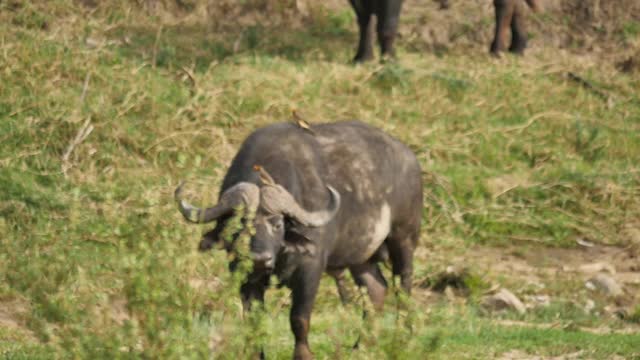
386,228,418,294
350,262,388,311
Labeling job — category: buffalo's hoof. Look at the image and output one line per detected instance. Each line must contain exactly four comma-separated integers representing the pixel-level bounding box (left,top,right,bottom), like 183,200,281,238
489,49,503,58
293,344,313,360
352,53,374,63
508,45,527,55
379,53,397,64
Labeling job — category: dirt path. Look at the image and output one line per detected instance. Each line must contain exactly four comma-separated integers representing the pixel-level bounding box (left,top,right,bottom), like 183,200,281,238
415,241,640,320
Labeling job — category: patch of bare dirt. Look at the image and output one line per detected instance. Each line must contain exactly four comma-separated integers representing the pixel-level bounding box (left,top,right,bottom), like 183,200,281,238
109,297,131,326
479,244,638,283
495,319,640,335
415,242,640,320
470,244,640,305
0,298,36,341
497,349,627,360
88,296,132,329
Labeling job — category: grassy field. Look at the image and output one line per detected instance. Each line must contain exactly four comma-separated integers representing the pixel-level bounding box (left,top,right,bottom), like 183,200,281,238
1,1,639,359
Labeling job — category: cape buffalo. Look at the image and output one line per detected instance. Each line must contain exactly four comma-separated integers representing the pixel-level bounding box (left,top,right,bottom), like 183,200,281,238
175,120,423,359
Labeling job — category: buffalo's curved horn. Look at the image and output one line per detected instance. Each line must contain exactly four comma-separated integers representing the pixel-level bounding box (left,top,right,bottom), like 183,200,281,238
260,184,341,227
175,181,260,223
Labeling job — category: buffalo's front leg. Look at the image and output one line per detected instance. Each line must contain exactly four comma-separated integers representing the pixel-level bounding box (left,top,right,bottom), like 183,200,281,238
239,270,270,312
376,0,404,59
239,270,270,359
350,0,375,62
289,266,322,359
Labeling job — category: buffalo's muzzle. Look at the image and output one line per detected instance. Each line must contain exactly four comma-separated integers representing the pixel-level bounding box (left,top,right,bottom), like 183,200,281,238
251,251,275,270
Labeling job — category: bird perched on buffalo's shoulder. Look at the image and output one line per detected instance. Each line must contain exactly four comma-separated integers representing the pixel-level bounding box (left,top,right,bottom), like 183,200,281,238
253,164,276,186
291,109,316,135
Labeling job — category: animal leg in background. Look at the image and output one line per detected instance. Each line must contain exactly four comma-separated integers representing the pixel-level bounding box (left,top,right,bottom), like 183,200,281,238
350,0,375,62
491,0,516,55
376,0,404,59
491,0,535,55
508,0,528,54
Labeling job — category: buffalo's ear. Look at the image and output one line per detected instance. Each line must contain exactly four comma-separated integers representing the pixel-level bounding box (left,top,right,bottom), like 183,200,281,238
199,228,223,252
284,226,317,256
199,219,234,252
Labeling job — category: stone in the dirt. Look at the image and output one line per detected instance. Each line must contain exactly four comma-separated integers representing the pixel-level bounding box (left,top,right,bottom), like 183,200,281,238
575,238,595,247
444,285,457,302
482,288,526,314
584,299,596,313
578,262,616,274
523,294,550,309
585,273,623,296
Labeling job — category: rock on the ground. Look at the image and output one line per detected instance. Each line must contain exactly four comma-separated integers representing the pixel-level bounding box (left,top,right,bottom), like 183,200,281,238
584,299,596,313
524,294,551,309
482,288,526,314
585,273,623,296
578,262,616,274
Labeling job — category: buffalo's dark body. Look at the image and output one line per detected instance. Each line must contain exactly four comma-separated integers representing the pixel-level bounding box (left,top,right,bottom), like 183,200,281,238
182,120,422,359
